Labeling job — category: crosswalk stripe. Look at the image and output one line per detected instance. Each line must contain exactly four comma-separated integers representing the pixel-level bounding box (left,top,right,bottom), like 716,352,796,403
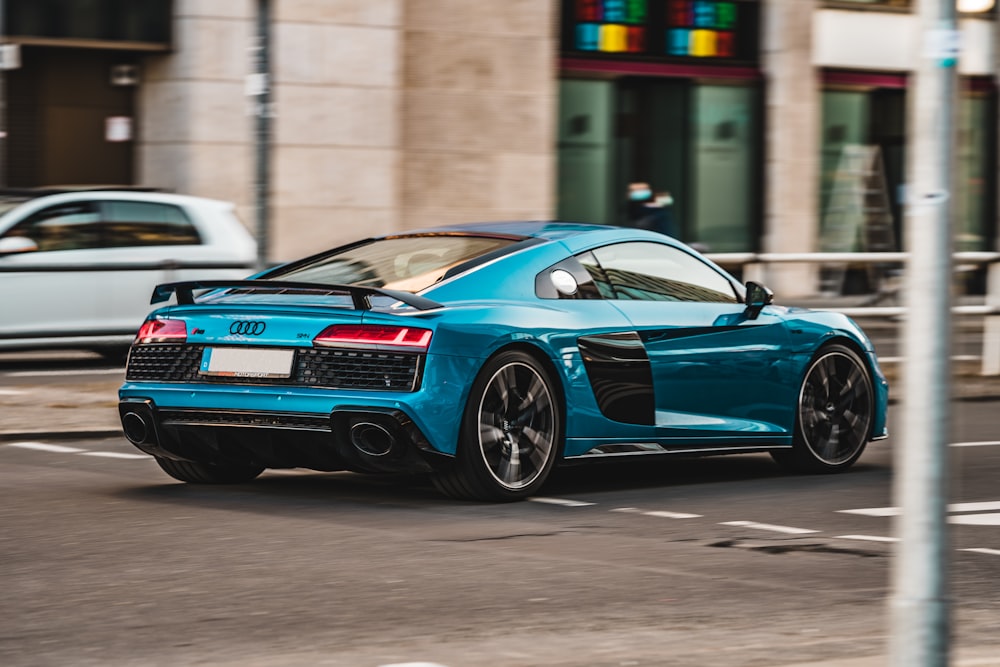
8,442,85,454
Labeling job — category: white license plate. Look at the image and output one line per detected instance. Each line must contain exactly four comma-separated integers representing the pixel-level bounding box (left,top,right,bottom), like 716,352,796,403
199,347,294,379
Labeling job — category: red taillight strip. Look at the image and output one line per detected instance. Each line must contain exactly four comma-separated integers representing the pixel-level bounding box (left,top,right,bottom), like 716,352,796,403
135,318,188,344
313,324,432,351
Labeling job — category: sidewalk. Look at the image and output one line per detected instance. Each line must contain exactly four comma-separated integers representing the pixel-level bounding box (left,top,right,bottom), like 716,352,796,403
0,375,123,441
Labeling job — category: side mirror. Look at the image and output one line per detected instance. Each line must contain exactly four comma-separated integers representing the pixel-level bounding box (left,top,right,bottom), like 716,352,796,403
0,236,39,255
744,281,773,320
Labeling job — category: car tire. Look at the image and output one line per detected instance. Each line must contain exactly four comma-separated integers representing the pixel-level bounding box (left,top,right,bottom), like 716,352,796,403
155,456,264,484
772,343,874,473
432,350,561,501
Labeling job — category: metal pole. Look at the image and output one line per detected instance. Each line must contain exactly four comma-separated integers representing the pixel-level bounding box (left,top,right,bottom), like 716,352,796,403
888,0,958,664
253,0,271,273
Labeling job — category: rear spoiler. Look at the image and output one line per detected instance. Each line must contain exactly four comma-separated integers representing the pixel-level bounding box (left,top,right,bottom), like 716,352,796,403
150,280,443,311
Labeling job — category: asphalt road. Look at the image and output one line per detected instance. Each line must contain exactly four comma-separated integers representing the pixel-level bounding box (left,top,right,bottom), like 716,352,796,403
2,399,1000,667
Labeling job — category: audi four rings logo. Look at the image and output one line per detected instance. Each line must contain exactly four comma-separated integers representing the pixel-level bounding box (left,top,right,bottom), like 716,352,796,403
229,321,266,335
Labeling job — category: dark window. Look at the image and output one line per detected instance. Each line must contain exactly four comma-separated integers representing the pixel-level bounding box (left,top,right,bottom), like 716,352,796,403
584,241,738,302
268,235,519,293
535,254,605,299
101,201,200,247
560,0,761,64
5,0,172,45
4,202,101,251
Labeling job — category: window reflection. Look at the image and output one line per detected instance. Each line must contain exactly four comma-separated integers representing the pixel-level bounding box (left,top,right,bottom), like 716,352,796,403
585,241,739,303
268,236,517,293
4,201,200,252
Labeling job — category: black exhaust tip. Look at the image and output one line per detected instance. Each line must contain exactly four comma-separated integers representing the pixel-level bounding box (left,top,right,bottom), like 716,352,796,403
122,411,150,445
349,422,395,457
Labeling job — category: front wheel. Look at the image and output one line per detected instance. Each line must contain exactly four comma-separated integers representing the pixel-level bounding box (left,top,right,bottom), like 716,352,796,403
155,457,264,484
432,350,561,501
772,343,874,473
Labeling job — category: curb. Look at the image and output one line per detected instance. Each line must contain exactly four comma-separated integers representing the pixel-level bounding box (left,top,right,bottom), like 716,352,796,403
1,429,123,442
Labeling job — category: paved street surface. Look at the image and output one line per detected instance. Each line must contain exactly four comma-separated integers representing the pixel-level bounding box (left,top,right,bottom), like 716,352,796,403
2,350,1000,666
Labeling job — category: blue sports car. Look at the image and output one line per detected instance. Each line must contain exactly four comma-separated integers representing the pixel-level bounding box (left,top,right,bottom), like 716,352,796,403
118,222,889,501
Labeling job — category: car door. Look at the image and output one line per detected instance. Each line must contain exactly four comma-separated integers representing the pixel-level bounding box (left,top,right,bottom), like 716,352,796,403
582,241,796,442
90,200,203,333
0,201,102,340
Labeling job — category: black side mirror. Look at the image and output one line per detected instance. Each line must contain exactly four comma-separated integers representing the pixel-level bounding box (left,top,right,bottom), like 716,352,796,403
744,281,773,320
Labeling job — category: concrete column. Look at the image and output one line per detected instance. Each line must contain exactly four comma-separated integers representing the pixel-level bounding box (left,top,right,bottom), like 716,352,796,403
761,0,821,298
399,0,559,229
137,2,254,229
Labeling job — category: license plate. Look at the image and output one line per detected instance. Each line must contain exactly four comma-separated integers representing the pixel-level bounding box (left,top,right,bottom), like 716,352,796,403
199,347,295,379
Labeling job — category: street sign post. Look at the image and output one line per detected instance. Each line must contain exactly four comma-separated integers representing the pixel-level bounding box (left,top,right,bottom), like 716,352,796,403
889,1,959,665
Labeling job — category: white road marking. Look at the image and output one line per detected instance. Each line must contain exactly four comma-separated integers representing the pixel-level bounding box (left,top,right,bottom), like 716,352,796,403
611,507,702,519
951,501,1000,513
951,440,1000,448
835,535,899,543
839,507,899,517
529,497,595,507
80,451,147,460
643,510,702,519
950,513,1000,526
721,521,818,535
840,500,1000,517
7,441,85,454
0,388,24,395
6,368,123,377
960,548,1000,556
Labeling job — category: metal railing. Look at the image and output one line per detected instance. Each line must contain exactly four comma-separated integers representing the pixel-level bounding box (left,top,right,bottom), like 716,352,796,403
704,250,1000,375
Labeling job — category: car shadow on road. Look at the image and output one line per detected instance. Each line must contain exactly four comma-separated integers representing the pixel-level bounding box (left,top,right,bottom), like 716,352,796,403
546,452,887,495
112,452,888,517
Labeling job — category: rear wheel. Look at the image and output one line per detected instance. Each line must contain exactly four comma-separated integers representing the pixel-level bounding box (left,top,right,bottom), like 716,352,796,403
772,343,874,473
155,457,264,484
432,350,561,501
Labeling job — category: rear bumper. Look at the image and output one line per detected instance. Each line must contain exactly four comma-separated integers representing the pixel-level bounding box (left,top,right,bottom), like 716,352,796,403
118,399,449,474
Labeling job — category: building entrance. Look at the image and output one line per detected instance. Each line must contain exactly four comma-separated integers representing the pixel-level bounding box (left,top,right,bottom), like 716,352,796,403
5,48,136,187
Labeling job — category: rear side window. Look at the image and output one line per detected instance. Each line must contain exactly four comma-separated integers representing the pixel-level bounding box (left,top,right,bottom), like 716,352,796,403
101,201,200,247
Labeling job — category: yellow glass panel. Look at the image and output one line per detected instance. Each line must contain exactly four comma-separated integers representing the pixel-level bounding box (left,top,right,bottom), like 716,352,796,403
599,24,628,52
691,30,717,57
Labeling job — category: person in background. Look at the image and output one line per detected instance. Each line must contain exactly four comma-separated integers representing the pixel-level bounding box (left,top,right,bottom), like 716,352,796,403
625,182,654,228
625,182,678,239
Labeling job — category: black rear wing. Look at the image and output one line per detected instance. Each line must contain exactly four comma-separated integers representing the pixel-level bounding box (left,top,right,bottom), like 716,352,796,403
150,280,443,311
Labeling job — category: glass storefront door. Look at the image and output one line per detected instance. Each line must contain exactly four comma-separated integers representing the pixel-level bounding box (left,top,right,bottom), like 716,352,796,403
558,76,761,252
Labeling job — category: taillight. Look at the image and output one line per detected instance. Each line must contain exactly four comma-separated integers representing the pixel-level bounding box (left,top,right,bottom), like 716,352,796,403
313,324,432,351
135,318,188,344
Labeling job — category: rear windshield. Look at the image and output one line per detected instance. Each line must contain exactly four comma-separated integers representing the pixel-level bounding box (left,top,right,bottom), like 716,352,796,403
267,235,517,293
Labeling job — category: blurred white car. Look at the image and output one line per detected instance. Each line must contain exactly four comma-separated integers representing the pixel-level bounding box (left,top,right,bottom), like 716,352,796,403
0,189,257,355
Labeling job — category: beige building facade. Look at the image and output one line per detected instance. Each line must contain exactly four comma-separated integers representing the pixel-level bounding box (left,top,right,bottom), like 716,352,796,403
2,0,997,297
138,0,559,262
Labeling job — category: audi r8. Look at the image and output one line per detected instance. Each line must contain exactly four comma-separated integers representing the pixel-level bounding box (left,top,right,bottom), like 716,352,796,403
118,222,889,501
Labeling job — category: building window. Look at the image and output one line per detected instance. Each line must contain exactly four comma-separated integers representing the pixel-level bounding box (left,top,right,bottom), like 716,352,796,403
4,0,172,47
557,77,761,252
823,1,911,8
561,0,761,64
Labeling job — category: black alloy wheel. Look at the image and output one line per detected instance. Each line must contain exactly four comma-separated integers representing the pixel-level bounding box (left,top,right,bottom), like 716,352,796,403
432,349,561,501
772,343,874,473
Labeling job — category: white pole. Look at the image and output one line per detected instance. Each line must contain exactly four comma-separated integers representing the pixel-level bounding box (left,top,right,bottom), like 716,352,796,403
888,0,958,664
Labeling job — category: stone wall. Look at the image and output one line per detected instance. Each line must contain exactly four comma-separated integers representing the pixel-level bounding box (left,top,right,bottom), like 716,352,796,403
138,0,559,263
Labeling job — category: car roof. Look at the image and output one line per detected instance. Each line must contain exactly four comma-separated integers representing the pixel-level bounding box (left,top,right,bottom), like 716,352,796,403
391,220,618,242
0,188,233,212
